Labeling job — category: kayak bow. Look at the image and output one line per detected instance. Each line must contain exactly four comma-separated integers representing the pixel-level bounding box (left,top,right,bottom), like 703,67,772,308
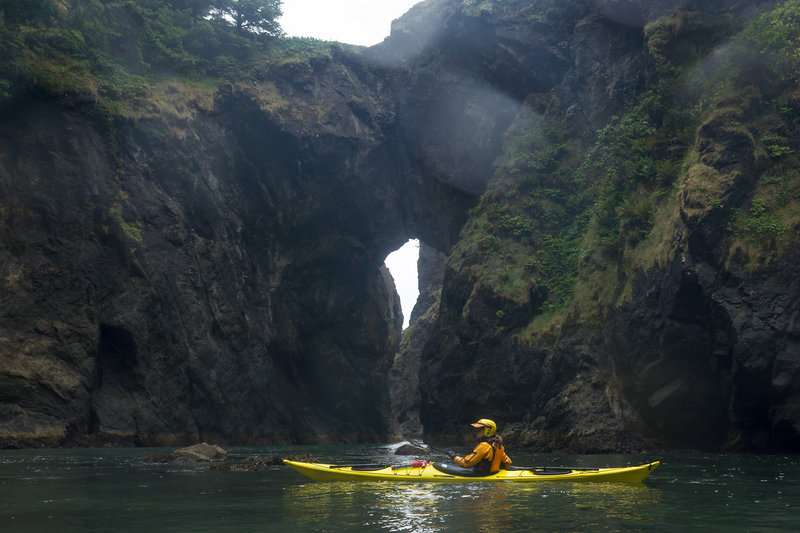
283,459,660,483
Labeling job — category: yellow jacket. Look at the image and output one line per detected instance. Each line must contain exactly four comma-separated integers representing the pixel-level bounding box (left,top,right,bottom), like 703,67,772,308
454,439,512,473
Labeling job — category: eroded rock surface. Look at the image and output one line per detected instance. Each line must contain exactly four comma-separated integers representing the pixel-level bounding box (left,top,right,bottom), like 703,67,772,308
2,0,798,452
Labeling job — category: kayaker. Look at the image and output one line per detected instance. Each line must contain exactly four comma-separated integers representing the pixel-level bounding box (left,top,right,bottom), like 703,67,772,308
452,418,512,474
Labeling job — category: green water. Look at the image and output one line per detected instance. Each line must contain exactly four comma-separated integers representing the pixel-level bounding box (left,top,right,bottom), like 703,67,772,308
0,445,797,532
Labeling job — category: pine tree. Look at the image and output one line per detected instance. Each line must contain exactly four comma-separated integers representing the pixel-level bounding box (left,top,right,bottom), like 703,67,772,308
211,0,282,35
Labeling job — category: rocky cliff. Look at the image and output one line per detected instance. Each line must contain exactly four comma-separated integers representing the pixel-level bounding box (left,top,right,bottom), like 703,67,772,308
0,75,404,446
2,0,799,452
0,0,510,447
407,0,800,452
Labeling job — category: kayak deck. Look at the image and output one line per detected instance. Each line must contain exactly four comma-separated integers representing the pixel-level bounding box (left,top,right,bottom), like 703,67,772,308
284,460,660,483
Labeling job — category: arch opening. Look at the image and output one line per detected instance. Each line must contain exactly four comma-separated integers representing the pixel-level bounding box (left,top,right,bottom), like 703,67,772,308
384,239,420,330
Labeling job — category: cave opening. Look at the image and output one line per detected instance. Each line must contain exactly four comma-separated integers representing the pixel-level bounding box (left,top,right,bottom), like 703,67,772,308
384,239,420,329
96,323,138,388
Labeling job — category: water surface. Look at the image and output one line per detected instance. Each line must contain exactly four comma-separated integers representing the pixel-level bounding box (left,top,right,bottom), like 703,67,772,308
1,445,796,532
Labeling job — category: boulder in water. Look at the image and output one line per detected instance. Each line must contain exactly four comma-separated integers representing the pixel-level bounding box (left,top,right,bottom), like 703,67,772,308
394,444,430,456
144,443,227,463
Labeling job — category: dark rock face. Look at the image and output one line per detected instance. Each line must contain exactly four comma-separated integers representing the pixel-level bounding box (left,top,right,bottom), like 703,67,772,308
1,0,797,452
388,243,447,440
0,63,413,446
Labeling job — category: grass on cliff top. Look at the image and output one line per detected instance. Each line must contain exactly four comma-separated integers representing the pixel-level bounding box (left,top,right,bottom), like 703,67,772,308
0,1,334,120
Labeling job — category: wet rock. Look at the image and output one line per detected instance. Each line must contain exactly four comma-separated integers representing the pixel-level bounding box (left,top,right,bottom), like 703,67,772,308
211,453,319,471
394,444,430,456
144,443,227,463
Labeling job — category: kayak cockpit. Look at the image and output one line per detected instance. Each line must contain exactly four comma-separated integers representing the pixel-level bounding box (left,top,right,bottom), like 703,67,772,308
430,462,496,477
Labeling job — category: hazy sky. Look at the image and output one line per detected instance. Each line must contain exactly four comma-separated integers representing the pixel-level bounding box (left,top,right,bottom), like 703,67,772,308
279,0,421,46
385,240,420,329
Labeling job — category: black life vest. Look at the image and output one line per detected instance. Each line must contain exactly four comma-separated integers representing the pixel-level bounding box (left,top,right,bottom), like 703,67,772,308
475,436,505,474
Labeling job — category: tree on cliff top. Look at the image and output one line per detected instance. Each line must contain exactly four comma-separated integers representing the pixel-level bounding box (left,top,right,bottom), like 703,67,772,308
211,0,283,35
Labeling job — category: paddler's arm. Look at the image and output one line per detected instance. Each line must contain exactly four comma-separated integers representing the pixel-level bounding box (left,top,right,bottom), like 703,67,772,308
453,442,492,468
501,450,512,468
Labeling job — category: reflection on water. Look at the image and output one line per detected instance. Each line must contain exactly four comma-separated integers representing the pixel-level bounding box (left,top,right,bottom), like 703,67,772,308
373,484,448,532
453,484,515,533
286,482,448,531
284,476,662,532
1,448,796,533
565,483,663,527
284,482,364,529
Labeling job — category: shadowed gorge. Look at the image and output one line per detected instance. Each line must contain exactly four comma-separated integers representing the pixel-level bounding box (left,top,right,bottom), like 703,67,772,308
1,0,799,452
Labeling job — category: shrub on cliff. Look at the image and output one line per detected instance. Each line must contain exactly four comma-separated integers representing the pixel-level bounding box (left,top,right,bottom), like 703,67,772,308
0,0,291,110
453,0,800,339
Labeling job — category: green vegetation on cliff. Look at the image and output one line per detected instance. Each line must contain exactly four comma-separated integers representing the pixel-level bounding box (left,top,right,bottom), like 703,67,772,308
452,0,800,339
727,1,800,266
0,0,329,117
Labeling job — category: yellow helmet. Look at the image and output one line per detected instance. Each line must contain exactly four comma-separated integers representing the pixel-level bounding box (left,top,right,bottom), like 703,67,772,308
471,418,497,437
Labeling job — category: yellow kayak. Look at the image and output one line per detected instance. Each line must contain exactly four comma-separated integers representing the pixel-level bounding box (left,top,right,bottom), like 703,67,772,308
284,459,660,483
